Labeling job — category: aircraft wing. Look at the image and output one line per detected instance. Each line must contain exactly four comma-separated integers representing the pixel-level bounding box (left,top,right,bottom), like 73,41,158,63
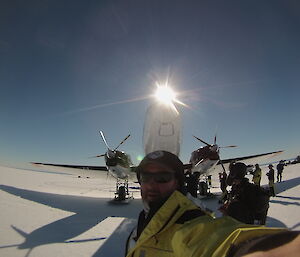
31,162,109,179
32,162,108,171
183,150,283,178
219,150,284,165
214,150,284,175
31,162,138,179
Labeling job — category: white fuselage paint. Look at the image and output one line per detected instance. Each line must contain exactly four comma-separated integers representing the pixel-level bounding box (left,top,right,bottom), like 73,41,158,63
192,159,219,175
108,164,129,180
143,102,181,156
108,102,182,180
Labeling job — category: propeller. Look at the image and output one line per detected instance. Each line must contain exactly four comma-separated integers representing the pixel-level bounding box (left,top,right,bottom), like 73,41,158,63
89,154,105,158
213,134,227,172
99,131,110,149
193,135,237,149
91,131,130,158
88,131,111,159
193,134,237,172
114,134,131,150
193,135,211,146
220,145,237,148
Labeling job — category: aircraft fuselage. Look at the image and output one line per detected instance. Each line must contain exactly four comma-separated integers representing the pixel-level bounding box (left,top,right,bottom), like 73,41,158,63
105,150,131,179
107,164,130,180
143,103,181,156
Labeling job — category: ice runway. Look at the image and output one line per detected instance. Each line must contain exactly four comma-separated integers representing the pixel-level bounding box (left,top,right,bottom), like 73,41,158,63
0,163,299,256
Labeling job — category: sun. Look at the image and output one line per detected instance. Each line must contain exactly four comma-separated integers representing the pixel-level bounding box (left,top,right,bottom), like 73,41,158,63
153,82,187,114
155,85,177,105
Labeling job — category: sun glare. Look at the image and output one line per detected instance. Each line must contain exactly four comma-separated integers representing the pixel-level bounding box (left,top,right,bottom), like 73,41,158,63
155,86,176,105
153,82,188,114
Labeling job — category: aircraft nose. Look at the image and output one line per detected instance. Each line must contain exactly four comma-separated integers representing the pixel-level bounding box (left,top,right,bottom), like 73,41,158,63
107,150,115,158
211,145,218,152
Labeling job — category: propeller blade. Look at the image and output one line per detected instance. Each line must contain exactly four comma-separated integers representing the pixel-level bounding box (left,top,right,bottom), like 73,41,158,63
89,154,106,158
99,131,110,149
214,134,217,145
220,145,237,148
114,134,131,150
193,135,211,146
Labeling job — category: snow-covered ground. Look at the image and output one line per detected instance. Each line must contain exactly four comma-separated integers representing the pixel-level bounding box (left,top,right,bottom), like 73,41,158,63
0,163,299,256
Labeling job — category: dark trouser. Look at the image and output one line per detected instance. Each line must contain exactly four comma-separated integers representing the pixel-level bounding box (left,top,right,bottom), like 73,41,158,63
269,180,275,196
277,172,282,182
255,208,269,225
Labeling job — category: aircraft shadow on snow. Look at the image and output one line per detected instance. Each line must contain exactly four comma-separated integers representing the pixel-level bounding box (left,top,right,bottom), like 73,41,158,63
0,175,299,255
0,184,141,256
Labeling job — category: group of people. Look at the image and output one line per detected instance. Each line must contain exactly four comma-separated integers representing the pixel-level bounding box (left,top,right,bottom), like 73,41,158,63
252,161,285,197
218,161,285,223
125,150,299,257
179,160,284,203
219,162,270,225
236,161,285,197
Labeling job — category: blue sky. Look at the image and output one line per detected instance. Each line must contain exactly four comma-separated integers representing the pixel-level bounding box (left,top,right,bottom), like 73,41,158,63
1,0,299,169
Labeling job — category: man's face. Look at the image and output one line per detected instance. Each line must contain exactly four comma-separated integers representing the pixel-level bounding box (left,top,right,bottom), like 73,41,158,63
140,163,179,204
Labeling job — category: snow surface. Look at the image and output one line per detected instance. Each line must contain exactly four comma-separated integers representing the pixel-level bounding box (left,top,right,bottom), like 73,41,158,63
0,164,299,256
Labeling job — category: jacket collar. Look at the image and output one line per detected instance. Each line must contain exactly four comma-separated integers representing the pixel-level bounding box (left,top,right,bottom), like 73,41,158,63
136,190,198,244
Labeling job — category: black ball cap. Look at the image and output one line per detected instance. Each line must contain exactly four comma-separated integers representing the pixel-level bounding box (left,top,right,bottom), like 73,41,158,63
227,162,247,185
136,151,184,188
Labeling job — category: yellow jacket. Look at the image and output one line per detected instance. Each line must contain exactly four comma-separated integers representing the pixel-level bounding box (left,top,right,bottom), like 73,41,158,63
126,191,284,257
252,168,262,184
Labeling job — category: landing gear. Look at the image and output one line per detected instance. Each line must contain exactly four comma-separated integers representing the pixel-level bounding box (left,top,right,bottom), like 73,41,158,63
110,179,133,204
198,176,214,197
199,181,209,196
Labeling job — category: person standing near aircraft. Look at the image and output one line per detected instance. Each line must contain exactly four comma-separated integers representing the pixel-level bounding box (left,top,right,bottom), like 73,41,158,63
276,160,285,182
186,171,200,197
252,164,262,186
125,151,299,257
218,171,228,203
219,171,227,193
207,175,212,192
267,164,276,196
219,162,269,225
